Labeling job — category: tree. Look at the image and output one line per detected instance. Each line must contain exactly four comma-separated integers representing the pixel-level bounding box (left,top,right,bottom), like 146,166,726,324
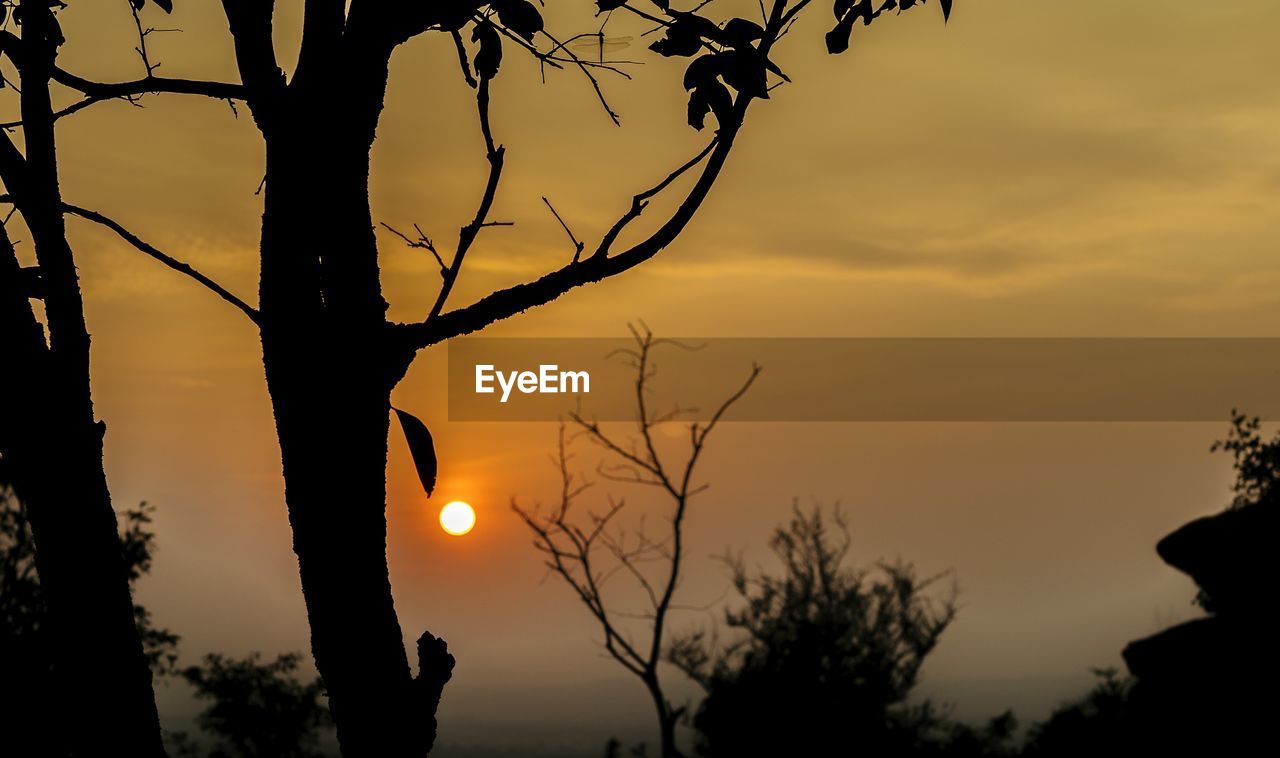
0,1,169,751
177,653,333,758
1021,669,1136,758
515,327,759,758
0,469,179,756
3,1,956,753
669,505,958,757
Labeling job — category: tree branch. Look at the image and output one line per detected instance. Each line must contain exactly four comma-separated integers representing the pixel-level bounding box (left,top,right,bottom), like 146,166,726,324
220,0,286,130
422,75,506,323
49,68,245,103
62,203,260,326
394,105,747,352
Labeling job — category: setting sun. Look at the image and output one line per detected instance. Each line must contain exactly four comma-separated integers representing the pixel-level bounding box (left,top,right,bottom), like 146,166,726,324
439,501,476,537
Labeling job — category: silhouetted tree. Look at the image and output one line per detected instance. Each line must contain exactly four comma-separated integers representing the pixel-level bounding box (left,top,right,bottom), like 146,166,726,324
0,471,178,757
4,2,956,753
515,326,759,758
0,2,167,752
1021,669,1136,758
1120,411,1278,754
669,505,958,757
174,652,333,758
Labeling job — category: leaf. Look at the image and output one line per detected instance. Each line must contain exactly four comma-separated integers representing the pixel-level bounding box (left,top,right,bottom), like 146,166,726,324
687,80,732,131
492,0,543,42
393,408,438,498
650,26,702,58
940,0,953,22
683,54,725,91
720,49,769,98
650,13,719,58
825,15,856,54
718,18,764,48
596,0,628,11
472,21,502,80
152,0,174,13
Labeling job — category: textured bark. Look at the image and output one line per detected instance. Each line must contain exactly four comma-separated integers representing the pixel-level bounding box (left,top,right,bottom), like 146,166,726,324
255,68,452,751
0,3,165,754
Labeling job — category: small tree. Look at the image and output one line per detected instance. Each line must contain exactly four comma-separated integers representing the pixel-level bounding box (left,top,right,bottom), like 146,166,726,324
1021,669,1136,758
514,327,759,758
669,505,958,757
178,653,333,758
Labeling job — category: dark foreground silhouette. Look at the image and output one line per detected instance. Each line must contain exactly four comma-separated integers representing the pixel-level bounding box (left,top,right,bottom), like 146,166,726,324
6,407,1278,757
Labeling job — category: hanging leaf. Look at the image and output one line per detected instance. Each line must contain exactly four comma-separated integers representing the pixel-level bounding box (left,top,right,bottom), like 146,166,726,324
472,21,502,80
940,0,953,22
683,54,726,91
152,0,174,13
596,0,628,11
393,407,438,498
687,80,732,131
825,14,856,54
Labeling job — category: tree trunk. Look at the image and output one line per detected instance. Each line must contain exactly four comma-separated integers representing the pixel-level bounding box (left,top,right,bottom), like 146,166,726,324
646,677,684,758
256,110,450,756
0,5,165,753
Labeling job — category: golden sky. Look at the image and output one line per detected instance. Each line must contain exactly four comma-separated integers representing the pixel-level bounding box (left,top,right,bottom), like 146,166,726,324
8,0,1280,750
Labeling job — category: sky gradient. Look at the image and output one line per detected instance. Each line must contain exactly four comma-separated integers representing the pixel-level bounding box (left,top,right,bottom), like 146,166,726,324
7,0,1280,752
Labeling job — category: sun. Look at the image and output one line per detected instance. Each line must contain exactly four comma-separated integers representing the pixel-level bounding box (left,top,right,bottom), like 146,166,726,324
439,501,476,537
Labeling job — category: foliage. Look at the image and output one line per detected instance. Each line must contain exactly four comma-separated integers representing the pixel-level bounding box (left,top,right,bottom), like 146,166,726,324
178,652,333,758
1211,409,1280,510
0,481,179,675
669,504,960,757
1021,669,1136,758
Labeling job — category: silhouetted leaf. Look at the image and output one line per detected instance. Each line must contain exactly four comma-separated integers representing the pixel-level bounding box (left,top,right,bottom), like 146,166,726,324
650,13,718,58
650,27,701,58
720,49,769,99
393,407,438,497
152,0,174,13
688,80,732,131
940,0,953,22
492,0,543,42
596,0,628,11
472,21,502,80
683,54,725,91
718,18,765,48
825,15,856,54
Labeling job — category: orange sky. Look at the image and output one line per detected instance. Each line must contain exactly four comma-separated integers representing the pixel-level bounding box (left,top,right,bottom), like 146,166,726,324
7,0,1280,751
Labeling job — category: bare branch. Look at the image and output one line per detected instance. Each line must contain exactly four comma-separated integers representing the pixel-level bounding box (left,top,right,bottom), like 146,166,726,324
425,75,506,323
395,108,748,352
62,204,260,326
542,197,585,263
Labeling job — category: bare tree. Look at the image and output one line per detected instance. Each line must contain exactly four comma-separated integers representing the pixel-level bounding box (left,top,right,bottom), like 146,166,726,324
514,327,759,758
3,1,954,753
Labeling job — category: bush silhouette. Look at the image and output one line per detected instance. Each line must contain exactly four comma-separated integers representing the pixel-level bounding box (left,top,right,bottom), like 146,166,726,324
670,505,965,757
176,652,332,758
